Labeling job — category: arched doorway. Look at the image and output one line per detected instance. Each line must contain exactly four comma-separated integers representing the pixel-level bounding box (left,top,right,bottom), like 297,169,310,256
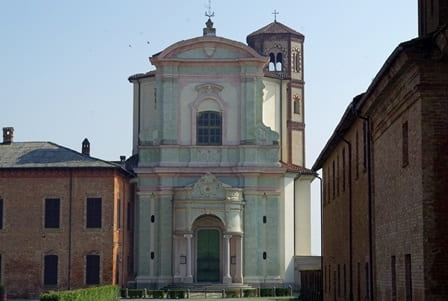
193,215,224,283
197,229,220,282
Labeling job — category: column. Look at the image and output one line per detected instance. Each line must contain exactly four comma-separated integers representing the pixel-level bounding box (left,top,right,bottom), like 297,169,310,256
184,234,193,282
223,234,232,284
235,236,243,283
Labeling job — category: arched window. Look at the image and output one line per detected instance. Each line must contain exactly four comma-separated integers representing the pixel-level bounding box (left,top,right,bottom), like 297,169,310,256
293,96,300,114
197,111,222,145
276,53,283,71
269,53,276,71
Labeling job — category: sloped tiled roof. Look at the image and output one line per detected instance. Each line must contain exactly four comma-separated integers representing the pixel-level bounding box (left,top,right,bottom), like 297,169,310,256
0,142,121,169
247,21,304,39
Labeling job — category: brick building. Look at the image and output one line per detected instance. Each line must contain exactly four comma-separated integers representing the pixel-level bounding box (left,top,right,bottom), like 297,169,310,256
0,128,134,298
313,1,448,300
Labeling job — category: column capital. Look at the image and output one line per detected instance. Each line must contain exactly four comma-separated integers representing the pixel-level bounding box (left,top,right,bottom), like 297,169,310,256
184,233,193,239
223,234,232,239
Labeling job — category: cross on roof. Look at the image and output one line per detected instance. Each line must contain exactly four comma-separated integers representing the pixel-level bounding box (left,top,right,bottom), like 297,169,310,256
205,0,215,18
272,9,279,22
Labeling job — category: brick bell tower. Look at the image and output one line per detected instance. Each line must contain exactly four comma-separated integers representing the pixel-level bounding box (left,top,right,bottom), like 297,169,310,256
247,19,306,168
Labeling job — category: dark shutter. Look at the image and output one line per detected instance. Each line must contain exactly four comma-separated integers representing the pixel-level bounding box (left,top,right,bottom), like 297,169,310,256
44,255,58,285
86,198,102,228
86,255,100,285
45,198,60,228
0,199,3,229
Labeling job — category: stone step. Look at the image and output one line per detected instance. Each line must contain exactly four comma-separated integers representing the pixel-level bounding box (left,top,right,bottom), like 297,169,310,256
163,283,256,292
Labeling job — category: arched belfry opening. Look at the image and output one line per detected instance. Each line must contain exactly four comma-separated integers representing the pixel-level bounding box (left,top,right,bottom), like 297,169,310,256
268,52,283,72
276,52,283,71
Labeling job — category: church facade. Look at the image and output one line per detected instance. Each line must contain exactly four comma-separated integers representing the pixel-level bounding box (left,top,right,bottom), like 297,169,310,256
128,18,317,289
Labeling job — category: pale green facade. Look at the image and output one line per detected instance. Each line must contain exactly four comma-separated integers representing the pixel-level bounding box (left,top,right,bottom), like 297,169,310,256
128,20,314,289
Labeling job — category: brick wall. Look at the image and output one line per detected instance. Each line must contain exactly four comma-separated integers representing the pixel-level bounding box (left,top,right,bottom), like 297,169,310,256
0,168,132,298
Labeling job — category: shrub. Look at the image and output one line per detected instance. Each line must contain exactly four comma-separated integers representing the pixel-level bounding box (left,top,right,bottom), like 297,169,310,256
127,289,144,298
0,284,5,295
243,289,257,297
167,290,186,299
148,290,165,299
275,287,291,296
225,289,239,298
260,288,274,297
40,285,119,301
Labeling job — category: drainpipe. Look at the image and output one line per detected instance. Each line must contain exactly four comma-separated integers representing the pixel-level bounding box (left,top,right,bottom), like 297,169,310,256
68,170,73,290
338,136,353,301
358,115,374,301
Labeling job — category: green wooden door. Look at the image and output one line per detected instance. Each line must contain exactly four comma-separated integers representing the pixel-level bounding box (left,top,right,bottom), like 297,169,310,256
197,229,220,282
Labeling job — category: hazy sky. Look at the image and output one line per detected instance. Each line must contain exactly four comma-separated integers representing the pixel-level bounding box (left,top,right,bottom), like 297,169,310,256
0,1,418,255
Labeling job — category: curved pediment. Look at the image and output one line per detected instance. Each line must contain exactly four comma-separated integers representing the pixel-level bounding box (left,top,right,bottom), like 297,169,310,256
150,36,267,64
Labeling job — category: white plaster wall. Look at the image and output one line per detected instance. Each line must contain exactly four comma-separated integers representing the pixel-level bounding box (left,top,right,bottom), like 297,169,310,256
295,177,312,255
292,130,304,166
283,175,296,283
262,79,280,133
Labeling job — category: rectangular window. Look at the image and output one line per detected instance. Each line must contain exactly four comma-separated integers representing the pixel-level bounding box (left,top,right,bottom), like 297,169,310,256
127,201,133,231
365,262,370,300
324,264,327,292
391,256,397,301
363,121,368,171
327,169,330,203
332,160,335,200
405,254,412,301
0,254,2,284
342,148,346,192
357,262,361,301
0,198,3,229
86,254,100,285
86,198,102,228
402,121,409,167
356,131,359,179
336,155,340,197
45,198,60,228
338,264,341,297
329,264,331,293
344,264,347,297
44,255,58,285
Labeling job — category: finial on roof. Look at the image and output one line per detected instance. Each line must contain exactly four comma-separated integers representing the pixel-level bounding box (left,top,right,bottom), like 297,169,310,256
272,9,279,22
205,0,215,19
203,0,216,36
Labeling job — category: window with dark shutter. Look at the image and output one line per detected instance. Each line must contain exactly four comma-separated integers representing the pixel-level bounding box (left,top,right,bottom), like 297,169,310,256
0,198,3,229
405,254,412,301
402,121,409,167
44,255,58,285
45,198,60,228
86,254,100,285
86,198,102,228
197,111,222,145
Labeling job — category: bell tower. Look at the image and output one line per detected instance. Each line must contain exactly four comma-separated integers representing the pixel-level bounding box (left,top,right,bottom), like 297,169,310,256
247,19,306,168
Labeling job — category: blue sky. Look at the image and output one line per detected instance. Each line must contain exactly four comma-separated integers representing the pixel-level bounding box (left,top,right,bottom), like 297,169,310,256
0,1,418,254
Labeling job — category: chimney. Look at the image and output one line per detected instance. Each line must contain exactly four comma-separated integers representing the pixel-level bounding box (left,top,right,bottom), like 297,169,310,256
82,138,90,156
120,155,126,163
418,0,448,36
2,127,14,144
